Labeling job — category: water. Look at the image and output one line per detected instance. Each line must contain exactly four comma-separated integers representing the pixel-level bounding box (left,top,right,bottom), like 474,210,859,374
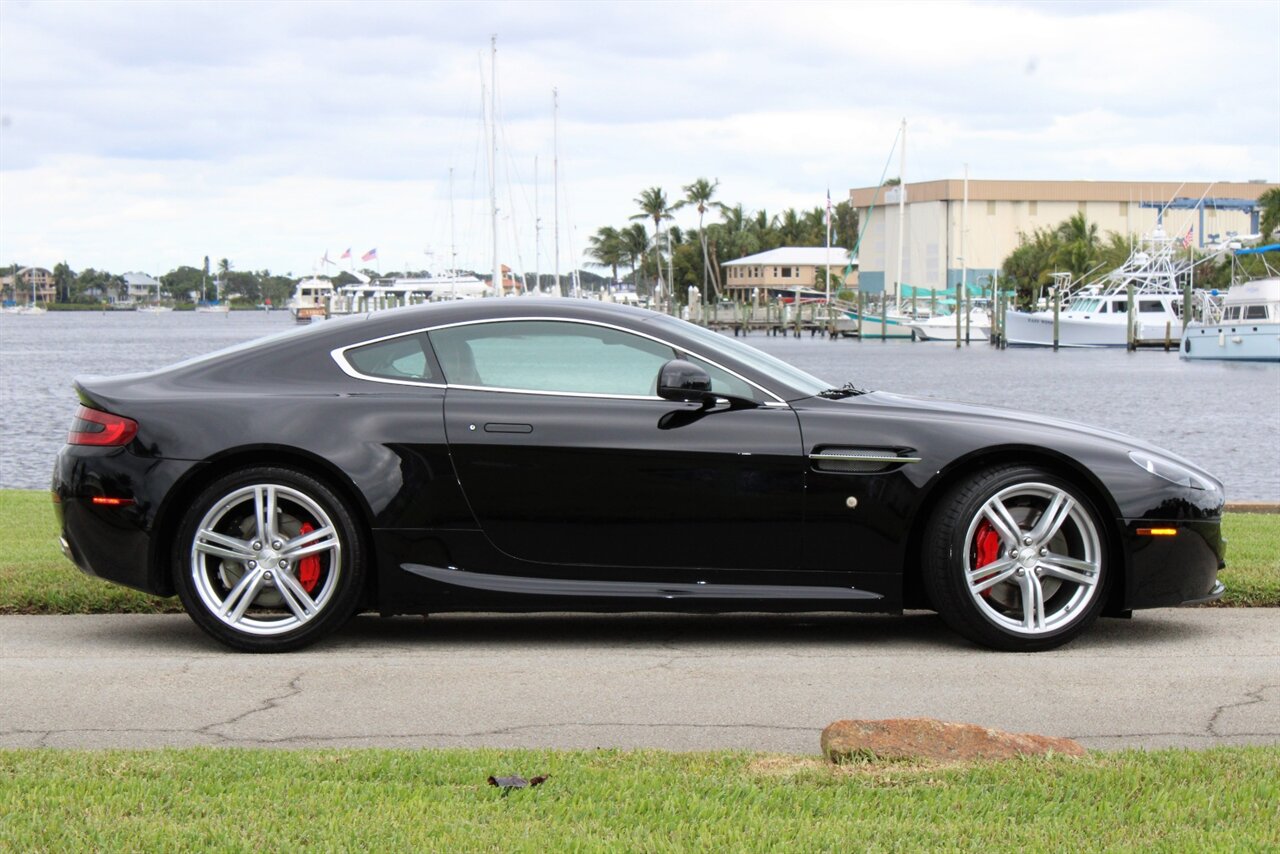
3,311,1277,499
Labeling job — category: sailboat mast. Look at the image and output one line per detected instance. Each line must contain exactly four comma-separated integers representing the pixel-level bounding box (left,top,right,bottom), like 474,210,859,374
825,188,831,304
534,156,540,294
490,35,501,297
553,87,560,297
449,166,457,275
895,118,906,314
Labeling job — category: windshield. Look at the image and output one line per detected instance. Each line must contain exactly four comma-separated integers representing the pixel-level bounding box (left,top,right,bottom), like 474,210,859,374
649,315,832,397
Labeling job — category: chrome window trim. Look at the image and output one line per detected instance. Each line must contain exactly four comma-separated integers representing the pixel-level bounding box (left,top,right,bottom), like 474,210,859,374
330,316,788,405
330,332,446,389
443,384,664,402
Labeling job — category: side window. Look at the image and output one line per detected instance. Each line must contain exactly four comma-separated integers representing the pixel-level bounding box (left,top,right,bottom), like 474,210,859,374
1244,305,1268,320
429,321,677,396
1139,300,1164,313
345,333,436,382
684,354,762,401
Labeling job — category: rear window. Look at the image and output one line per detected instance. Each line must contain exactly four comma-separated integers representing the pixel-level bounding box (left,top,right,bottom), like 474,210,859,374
345,333,437,382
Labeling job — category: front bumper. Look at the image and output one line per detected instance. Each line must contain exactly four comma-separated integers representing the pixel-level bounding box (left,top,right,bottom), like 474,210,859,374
1124,518,1225,610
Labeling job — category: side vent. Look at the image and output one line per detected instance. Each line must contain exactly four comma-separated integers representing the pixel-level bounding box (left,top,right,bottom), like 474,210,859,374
809,448,921,474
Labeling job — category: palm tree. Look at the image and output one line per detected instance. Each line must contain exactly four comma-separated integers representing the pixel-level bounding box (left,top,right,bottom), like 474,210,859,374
801,207,827,245
1053,213,1101,280
620,223,650,296
776,208,805,246
630,187,675,308
217,258,231,304
673,178,724,302
1259,187,1280,239
586,226,624,292
53,261,74,303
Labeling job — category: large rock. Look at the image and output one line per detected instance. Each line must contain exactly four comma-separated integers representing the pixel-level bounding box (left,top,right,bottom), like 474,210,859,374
821,717,1086,763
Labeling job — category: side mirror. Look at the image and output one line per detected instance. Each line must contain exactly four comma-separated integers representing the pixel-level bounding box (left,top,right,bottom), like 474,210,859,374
657,359,712,402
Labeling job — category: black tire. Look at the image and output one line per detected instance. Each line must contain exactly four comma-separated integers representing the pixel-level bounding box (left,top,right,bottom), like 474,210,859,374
172,466,366,652
922,465,1110,652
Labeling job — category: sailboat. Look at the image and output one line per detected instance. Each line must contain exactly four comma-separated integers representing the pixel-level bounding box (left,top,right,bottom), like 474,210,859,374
12,270,46,315
137,275,173,314
844,119,913,338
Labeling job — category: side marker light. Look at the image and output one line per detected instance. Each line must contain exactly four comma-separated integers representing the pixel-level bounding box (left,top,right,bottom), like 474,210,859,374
91,496,135,507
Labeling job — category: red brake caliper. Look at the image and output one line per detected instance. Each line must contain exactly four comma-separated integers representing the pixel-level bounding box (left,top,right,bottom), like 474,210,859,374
972,519,1001,598
297,522,321,593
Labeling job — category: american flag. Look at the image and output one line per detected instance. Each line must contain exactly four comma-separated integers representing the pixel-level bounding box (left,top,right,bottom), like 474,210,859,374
1181,226,1194,249
361,248,378,262
340,248,351,260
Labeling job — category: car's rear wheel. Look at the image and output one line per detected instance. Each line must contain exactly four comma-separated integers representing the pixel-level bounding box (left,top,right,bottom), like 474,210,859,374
173,466,365,652
923,465,1109,651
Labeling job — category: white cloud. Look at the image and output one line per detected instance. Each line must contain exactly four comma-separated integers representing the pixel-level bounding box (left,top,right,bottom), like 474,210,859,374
0,0,1276,277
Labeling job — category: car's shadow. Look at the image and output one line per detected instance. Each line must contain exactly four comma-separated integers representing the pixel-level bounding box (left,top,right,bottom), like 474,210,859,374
86,608,1213,655
318,608,1209,654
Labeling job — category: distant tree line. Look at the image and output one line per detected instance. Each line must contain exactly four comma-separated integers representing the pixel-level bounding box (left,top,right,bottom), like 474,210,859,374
1,257,297,307
585,178,859,305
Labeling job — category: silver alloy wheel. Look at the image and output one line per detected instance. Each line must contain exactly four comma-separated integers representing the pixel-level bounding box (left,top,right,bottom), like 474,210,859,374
189,483,342,637
962,482,1102,636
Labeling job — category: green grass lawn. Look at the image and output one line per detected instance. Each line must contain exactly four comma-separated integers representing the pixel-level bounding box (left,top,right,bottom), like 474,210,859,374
2,488,1277,613
1,747,1277,850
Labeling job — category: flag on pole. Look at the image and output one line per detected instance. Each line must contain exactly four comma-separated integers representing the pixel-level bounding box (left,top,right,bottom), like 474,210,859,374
361,248,378,262
340,248,352,260
825,189,833,229
1181,226,1194,248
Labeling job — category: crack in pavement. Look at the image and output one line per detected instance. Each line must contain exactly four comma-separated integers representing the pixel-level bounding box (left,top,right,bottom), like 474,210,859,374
1206,684,1279,737
196,672,306,738
0,719,821,748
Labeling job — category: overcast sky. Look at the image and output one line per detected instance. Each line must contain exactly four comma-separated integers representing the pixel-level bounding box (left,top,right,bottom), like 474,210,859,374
2,0,1277,279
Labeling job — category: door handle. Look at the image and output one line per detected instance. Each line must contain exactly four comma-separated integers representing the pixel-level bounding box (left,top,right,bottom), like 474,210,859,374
484,422,533,434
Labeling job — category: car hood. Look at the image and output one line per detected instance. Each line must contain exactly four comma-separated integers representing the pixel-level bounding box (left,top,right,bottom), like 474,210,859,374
837,391,1215,475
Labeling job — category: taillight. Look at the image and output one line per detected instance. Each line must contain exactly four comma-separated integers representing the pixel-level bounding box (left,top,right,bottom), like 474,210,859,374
68,405,138,447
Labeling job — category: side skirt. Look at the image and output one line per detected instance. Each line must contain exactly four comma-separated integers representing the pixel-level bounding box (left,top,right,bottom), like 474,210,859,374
402,563,883,602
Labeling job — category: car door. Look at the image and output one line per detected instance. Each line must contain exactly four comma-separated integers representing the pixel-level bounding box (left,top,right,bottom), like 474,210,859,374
431,318,804,572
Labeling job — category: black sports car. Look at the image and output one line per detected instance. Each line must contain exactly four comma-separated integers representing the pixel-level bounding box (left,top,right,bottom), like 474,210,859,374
52,299,1225,652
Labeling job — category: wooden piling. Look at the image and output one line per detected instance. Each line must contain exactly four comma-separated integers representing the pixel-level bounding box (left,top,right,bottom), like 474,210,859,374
1052,289,1061,351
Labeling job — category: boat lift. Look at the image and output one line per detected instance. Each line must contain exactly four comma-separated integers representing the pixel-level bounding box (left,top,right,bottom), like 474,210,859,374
1139,197,1262,248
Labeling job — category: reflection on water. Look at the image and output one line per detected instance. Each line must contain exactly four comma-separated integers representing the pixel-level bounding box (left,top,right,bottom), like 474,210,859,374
3,310,1277,499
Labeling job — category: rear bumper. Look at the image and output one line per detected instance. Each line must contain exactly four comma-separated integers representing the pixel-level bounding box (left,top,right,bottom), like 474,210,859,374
52,446,200,596
1124,518,1225,610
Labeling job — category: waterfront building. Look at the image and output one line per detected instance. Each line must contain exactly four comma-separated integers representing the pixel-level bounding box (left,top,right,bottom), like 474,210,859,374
122,272,162,305
721,246,856,300
849,179,1278,296
0,267,55,305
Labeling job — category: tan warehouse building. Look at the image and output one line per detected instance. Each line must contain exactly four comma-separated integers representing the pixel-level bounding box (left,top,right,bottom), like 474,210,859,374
849,179,1277,295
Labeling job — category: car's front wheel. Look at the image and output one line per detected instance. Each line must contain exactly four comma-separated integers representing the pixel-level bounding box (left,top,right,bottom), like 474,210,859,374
173,466,365,652
923,465,1109,651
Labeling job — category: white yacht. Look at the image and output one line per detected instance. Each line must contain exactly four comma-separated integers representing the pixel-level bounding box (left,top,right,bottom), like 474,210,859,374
908,308,991,342
1181,276,1280,362
1004,229,1202,348
287,276,335,322
328,271,491,316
